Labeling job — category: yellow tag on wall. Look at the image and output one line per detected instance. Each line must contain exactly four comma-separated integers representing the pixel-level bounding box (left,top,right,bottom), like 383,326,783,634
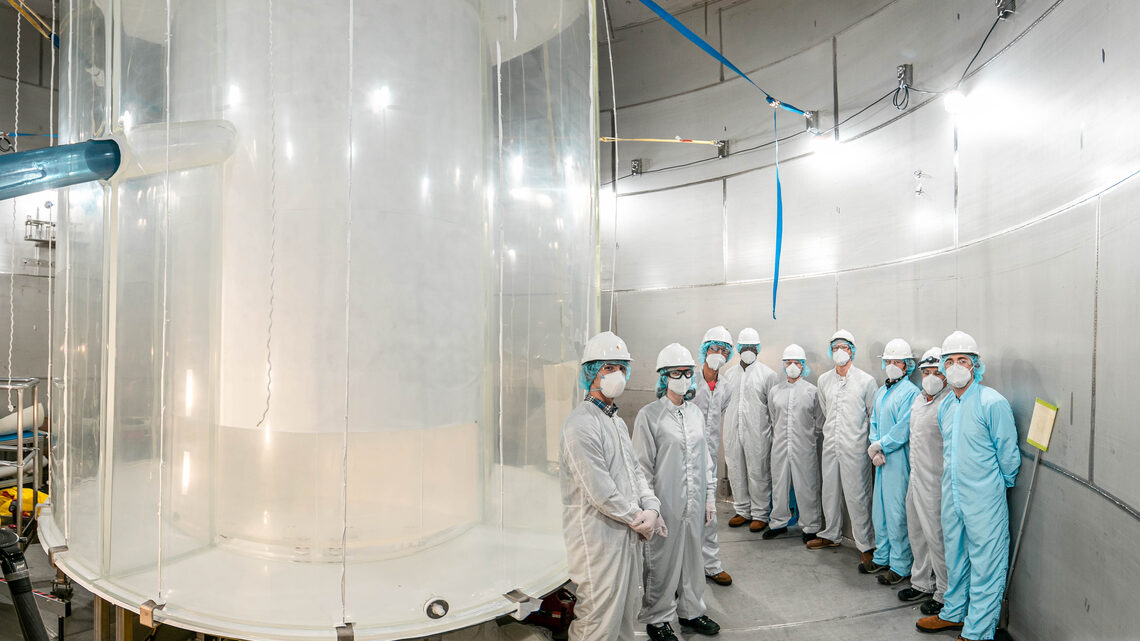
1026,398,1058,451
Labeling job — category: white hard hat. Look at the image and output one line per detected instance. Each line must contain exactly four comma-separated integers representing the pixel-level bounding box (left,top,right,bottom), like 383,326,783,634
830,329,855,346
782,344,806,360
941,330,979,358
880,338,914,360
656,343,696,370
581,331,632,364
702,325,733,345
736,327,760,346
918,347,942,369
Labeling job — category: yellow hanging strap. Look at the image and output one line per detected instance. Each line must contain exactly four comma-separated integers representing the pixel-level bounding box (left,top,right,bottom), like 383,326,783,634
600,136,721,146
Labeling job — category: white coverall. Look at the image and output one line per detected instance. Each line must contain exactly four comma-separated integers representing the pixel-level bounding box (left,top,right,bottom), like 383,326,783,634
816,366,879,551
633,397,716,624
906,386,950,600
560,400,661,641
692,375,728,574
767,377,824,532
721,361,778,522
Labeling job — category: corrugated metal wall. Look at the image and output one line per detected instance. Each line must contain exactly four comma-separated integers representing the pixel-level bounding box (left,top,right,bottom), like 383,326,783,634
599,0,1140,637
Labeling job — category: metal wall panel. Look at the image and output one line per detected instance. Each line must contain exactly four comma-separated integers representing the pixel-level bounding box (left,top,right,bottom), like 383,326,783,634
1005,467,1140,639
606,7,721,107
957,0,1140,243
835,253,957,377
1093,180,1140,509
956,202,1097,477
726,103,955,281
614,180,724,290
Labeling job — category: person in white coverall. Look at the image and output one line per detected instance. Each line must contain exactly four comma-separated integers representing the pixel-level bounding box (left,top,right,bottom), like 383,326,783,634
691,325,733,586
808,329,879,570
763,344,824,542
720,327,778,533
898,347,951,614
633,343,722,641
560,331,664,641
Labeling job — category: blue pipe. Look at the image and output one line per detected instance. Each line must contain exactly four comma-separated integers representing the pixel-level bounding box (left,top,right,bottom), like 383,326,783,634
0,139,121,201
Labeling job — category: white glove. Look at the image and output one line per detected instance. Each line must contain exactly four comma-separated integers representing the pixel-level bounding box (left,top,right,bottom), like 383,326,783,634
867,441,883,460
630,509,658,541
652,513,669,538
705,503,716,526
872,451,886,467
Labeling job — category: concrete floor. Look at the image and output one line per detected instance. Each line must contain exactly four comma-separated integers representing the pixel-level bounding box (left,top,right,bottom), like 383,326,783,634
0,502,949,640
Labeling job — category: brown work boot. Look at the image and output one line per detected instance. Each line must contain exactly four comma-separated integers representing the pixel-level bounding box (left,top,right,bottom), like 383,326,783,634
915,615,963,634
805,537,839,550
749,519,767,532
727,514,750,528
706,571,732,586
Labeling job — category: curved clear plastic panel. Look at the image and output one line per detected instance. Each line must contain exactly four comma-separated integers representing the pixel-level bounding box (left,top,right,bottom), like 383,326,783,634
41,0,598,639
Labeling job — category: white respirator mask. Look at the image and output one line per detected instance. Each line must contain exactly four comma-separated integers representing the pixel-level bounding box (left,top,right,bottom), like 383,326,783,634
667,377,690,397
885,364,904,380
832,350,851,366
705,353,726,371
945,364,973,389
922,374,945,396
599,371,627,398
740,350,757,365
785,363,802,379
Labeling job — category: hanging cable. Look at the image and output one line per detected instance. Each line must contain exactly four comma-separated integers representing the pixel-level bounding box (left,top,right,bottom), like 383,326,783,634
8,12,21,412
601,0,619,331
256,0,278,431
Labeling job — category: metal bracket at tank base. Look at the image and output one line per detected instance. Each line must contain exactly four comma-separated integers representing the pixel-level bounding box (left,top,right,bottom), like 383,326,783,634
425,597,449,619
336,622,354,640
47,545,68,568
139,600,164,628
504,589,539,621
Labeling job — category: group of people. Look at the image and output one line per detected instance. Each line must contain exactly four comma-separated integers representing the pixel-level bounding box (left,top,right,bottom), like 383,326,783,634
558,327,1021,641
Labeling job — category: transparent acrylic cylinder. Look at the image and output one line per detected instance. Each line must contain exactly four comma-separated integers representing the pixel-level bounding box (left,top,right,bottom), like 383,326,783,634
41,2,599,639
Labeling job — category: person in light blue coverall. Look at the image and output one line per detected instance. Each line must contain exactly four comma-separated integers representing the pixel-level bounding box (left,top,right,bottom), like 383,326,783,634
866,338,920,584
916,331,1020,641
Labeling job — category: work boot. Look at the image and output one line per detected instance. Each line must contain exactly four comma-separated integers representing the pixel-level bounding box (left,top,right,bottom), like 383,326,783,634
761,526,787,540
727,515,750,528
801,531,817,544
805,537,839,550
706,571,732,586
678,615,721,636
646,622,679,641
858,550,888,574
749,519,768,533
955,637,981,641
920,599,945,616
915,615,964,634
898,587,933,602
877,569,910,585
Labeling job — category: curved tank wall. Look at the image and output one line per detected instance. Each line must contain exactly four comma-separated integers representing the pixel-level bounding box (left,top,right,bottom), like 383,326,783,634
600,0,1140,638
42,1,599,639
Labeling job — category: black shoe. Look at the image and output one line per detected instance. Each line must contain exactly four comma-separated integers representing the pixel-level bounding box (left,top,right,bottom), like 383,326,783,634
761,526,788,540
920,599,945,616
877,569,910,585
678,615,720,636
801,531,817,544
646,623,679,641
898,587,933,602
858,560,889,574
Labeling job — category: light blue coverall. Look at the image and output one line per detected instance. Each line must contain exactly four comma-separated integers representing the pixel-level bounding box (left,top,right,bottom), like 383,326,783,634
870,378,920,574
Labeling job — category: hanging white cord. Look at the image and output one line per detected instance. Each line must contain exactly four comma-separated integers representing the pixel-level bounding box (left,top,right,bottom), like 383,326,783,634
340,0,355,624
156,0,174,602
46,0,57,446
8,13,22,412
600,0,619,331
256,0,278,431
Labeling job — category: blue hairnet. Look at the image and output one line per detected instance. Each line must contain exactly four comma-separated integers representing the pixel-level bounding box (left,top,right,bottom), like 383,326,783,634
655,367,697,401
828,339,855,359
579,360,630,390
939,354,985,383
882,358,917,377
736,343,761,355
699,341,734,364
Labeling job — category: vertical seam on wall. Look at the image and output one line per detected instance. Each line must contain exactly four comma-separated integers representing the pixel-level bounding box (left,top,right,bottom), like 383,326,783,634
953,123,960,326
831,36,839,141
717,5,724,82
722,178,728,284
1089,195,1101,482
